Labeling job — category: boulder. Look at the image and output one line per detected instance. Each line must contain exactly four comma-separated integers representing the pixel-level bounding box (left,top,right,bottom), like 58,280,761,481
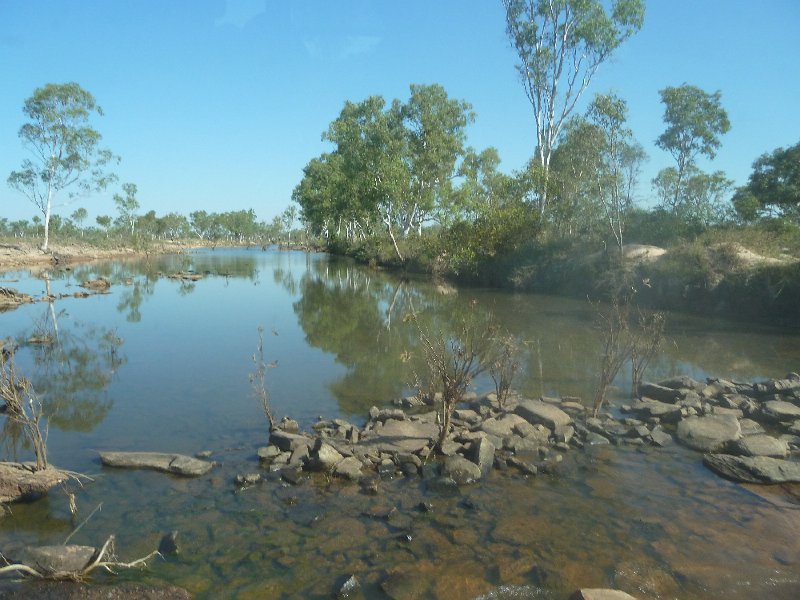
570,589,639,600
17,545,96,575
99,452,213,477
334,457,364,481
514,399,571,431
638,382,683,403
468,436,495,473
306,440,344,471
627,398,682,421
442,455,481,485
0,463,70,503
480,413,530,439
760,400,800,423
676,415,741,452
657,375,703,392
649,426,673,447
727,434,790,458
269,430,313,453
360,419,437,454
703,454,800,484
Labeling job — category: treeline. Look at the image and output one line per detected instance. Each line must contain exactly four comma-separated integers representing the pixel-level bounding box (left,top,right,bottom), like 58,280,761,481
290,1,799,285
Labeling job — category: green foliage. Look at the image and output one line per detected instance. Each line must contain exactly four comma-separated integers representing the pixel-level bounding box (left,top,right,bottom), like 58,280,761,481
735,140,800,221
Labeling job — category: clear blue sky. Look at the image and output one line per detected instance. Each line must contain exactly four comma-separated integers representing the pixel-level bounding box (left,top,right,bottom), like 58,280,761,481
1,0,798,224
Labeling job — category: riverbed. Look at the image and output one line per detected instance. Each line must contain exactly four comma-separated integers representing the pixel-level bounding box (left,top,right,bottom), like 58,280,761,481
1,248,798,599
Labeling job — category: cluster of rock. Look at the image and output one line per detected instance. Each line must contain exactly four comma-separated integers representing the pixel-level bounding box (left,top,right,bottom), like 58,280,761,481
243,372,800,490
620,373,800,484
248,393,604,490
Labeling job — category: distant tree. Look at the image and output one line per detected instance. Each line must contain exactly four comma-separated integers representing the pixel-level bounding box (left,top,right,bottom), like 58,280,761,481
502,0,645,217
282,205,298,242
654,84,731,210
71,207,88,236
96,215,112,237
7,83,117,251
113,182,140,235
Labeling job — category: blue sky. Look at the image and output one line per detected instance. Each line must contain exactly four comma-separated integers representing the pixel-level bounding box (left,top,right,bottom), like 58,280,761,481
1,0,799,224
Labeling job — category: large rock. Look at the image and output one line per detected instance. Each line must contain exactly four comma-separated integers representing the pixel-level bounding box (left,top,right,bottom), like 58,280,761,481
306,440,344,471
360,418,437,454
17,545,96,575
99,452,213,476
570,589,639,600
334,457,364,481
728,434,790,458
515,399,571,431
657,375,703,392
480,414,530,439
760,400,800,423
468,436,495,473
627,398,682,421
442,455,481,485
269,430,313,452
0,463,69,503
676,415,741,452
638,382,683,403
703,454,800,484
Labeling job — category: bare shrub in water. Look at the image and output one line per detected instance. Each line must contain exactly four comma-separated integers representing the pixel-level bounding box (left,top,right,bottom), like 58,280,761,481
250,326,277,432
0,352,49,470
630,309,666,397
489,334,520,408
410,308,505,450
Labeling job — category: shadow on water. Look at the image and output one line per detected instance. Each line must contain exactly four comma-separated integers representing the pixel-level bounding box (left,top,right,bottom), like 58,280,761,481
0,248,798,598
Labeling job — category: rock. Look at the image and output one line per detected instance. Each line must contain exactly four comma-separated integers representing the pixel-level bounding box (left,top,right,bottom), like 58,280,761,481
584,432,611,445
738,418,765,435
0,463,70,503
158,531,179,556
334,457,364,481
99,452,213,477
627,398,682,422
761,400,800,423
79,278,111,291
279,417,300,433
360,419,437,454
442,455,481,485
372,408,406,423
507,457,538,476
280,466,303,485
676,415,741,452
658,375,703,391
234,473,261,486
480,414,530,439
17,545,96,574
336,574,364,600
554,424,575,444
468,436,495,473
194,450,212,459
703,454,800,484
638,382,683,403
570,589,639,600
306,440,344,471
269,430,313,452
649,426,672,447
790,420,800,436
257,445,281,461
727,434,790,458
514,399,571,431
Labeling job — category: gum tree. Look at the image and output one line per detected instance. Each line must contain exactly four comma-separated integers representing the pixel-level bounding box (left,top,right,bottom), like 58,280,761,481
7,83,117,251
503,0,645,217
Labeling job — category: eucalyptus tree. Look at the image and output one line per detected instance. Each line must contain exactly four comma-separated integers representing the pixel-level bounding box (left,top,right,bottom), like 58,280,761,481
654,84,731,219
96,215,112,238
114,182,140,235
502,0,645,217
70,207,88,236
7,82,117,250
733,140,800,221
587,92,646,252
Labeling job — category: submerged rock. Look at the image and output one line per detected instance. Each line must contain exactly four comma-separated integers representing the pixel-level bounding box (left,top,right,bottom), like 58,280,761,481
703,453,800,484
99,452,213,477
16,544,96,575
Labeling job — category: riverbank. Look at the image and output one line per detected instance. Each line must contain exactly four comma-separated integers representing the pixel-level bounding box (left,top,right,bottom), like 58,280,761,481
0,241,171,273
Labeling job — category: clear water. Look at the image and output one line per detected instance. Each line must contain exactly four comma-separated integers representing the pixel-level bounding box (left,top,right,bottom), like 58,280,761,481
1,248,798,599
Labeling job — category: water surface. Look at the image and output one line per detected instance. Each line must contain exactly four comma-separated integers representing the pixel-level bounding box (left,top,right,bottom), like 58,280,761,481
1,248,798,599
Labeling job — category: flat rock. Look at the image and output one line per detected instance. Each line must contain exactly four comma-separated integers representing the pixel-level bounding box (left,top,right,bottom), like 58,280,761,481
727,434,790,458
16,545,96,575
99,452,213,476
703,454,800,484
334,456,364,481
269,430,313,452
638,382,683,403
657,375,704,392
570,589,639,600
628,398,682,421
0,463,70,503
480,413,529,439
761,400,800,423
306,440,344,471
676,415,741,452
514,399,571,431
360,419,437,453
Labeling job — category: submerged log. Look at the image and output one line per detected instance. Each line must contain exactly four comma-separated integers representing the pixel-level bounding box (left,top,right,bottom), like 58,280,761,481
99,452,213,477
0,463,69,503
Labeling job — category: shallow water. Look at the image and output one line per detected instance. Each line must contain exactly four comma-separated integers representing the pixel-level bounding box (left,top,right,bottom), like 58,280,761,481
0,248,798,599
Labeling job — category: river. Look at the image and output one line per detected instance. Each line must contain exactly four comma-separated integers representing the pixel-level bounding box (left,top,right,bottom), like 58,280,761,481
1,247,798,599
